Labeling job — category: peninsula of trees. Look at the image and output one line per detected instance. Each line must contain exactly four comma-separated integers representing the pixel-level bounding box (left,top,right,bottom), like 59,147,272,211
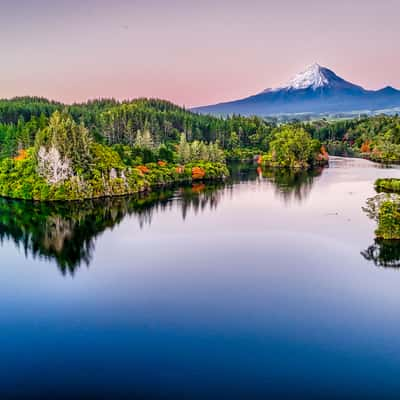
0,99,230,200
0,97,326,201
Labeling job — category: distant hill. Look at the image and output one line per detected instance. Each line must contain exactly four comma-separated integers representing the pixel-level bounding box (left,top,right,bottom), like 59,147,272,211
192,63,400,116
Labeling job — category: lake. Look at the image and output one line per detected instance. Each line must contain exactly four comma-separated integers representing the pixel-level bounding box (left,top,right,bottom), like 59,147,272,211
1,157,400,399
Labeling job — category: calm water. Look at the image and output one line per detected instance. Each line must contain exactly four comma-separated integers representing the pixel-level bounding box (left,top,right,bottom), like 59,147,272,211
2,157,400,399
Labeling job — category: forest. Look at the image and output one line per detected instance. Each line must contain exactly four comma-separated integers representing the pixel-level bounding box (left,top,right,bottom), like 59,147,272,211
0,98,231,200
304,114,400,163
1,97,400,162
0,96,324,201
0,96,399,201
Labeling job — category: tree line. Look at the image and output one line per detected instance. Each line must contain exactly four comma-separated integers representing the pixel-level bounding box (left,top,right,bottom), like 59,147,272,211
2,96,399,166
0,97,276,160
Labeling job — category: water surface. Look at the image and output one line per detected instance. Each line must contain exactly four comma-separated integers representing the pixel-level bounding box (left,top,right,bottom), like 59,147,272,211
1,157,400,398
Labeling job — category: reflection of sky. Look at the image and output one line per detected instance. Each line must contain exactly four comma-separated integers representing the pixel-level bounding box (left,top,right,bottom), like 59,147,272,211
2,158,400,397
1,1,399,106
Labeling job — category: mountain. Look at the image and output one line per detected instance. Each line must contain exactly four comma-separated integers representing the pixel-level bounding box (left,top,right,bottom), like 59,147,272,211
192,63,400,116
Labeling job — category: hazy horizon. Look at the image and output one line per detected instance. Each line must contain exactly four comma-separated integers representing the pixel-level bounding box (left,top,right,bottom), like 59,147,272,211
1,0,399,107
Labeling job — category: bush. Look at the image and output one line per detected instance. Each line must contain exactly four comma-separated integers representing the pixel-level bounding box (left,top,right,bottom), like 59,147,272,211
263,126,324,169
375,178,400,193
376,201,400,239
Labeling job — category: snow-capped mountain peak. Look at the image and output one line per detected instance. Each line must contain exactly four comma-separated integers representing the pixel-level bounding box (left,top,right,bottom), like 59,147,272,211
285,63,329,90
193,63,400,116
262,63,363,93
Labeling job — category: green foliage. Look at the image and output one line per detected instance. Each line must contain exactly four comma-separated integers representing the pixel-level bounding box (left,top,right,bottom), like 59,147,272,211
34,111,92,173
0,149,50,199
305,114,400,163
364,192,400,240
376,201,400,239
0,97,277,151
135,129,155,149
157,144,175,163
0,97,60,124
0,110,229,201
375,178,400,193
264,126,322,168
0,145,228,201
325,140,356,157
0,114,48,159
177,133,225,163
2,97,400,166
225,147,261,162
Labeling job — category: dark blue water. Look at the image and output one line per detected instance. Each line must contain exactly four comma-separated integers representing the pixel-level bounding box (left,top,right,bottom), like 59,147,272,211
1,157,400,399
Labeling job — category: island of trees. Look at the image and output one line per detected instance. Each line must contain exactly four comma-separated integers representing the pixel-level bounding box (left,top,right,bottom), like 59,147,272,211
364,182,400,240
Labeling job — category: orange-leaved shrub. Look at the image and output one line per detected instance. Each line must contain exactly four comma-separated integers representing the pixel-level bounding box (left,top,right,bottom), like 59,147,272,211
14,149,28,161
192,166,206,180
137,165,150,174
360,141,371,153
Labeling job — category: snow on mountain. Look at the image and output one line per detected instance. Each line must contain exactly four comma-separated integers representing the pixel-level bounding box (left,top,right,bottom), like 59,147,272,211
193,63,400,116
262,63,363,93
285,63,333,89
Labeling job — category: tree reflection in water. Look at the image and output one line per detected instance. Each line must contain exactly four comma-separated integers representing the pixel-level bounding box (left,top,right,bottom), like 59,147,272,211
228,162,323,205
362,239,400,269
0,183,226,275
260,166,323,204
362,194,400,269
0,164,324,274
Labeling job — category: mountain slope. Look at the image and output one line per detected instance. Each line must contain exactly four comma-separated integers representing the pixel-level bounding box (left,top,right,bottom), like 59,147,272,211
193,64,400,116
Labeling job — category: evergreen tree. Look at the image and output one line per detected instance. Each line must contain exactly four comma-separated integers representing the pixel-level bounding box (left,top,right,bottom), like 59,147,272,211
178,133,191,163
35,111,92,172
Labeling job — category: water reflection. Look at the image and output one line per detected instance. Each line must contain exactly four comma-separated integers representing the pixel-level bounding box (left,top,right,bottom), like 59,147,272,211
361,239,400,269
0,184,226,275
228,162,323,204
261,167,323,204
362,193,400,269
0,165,323,274
180,183,227,220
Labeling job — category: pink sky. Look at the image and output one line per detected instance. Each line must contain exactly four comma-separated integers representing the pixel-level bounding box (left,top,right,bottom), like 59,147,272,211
1,0,399,107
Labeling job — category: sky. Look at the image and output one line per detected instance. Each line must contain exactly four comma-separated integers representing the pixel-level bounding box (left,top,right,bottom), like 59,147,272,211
1,0,399,107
